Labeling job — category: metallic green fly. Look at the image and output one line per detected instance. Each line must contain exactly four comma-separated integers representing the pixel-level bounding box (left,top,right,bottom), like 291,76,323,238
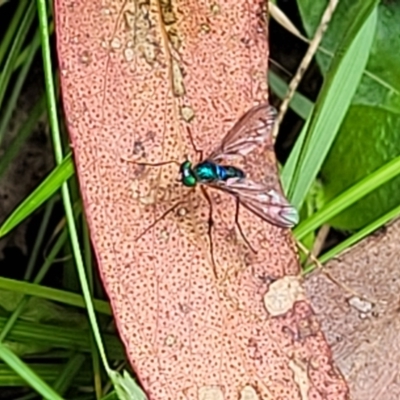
124,103,299,232
177,103,299,228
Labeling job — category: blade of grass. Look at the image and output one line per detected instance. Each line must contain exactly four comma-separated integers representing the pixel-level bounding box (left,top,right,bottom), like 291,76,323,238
294,154,400,240
0,343,63,399
0,27,43,142
0,315,124,358
0,222,68,342
285,3,378,209
0,363,92,387
0,0,28,66
0,1,36,146
268,70,314,120
0,93,47,179
52,353,86,395
281,117,311,193
13,19,54,71
0,153,74,237
303,204,400,274
24,198,56,280
83,217,103,400
0,276,111,315
37,0,112,379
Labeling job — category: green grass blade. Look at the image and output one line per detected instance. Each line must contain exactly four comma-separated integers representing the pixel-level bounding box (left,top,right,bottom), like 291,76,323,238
285,5,378,209
294,154,400,239
268,70,314,119
0,153,74,237
37,0,112,376
83,218,103,400
24,198,56,280
111,370,147,400
0,343,64,399
0,277,112,315
0,93,47,179
0,226,69,342
281,117,311,193
0,199,57,343
0,28,42,143
0,0,28,66
52,354,86,395
303,203,400,275
0,316,124,358
0,276,111,315
0,362,92,387
0,1,36,146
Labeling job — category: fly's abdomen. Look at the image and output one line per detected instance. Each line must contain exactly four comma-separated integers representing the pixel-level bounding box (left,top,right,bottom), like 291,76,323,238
221,165,245,180
194,161,245,183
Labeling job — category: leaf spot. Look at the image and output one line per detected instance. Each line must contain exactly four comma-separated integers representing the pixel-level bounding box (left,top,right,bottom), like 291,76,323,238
263,276,306,316
239,385,260,400
180,105,195,122
111,37,122,49
198,386,224,400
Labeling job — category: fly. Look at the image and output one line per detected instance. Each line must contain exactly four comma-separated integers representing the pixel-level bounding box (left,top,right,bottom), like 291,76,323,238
123,103,299,261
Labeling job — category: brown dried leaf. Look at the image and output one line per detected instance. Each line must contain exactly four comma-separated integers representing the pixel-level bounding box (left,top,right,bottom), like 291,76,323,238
305,221,400,399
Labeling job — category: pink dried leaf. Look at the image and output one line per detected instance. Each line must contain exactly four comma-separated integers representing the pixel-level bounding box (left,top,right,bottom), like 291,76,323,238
55,0,348,399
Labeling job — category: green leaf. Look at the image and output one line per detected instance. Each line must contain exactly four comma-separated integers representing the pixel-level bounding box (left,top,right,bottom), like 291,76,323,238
110,370,147,400
0,153,74,237
294,154,400,239
297,0,400,229
285,3,378,209
322,106,400,229
268,70,313,119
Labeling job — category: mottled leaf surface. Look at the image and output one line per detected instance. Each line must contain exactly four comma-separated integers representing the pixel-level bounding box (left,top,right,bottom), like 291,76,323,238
305,219,400,399
55,1,348,398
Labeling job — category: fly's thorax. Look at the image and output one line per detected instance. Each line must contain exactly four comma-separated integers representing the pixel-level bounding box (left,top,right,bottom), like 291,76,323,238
193,161,220,183
179,160,197,187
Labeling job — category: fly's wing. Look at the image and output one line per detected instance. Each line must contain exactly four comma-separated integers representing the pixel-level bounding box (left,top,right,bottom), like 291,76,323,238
206,104,277,163
209,177,299,228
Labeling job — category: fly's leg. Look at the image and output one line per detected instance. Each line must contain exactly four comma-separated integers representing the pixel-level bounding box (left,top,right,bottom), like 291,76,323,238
186,126,219,277
234,197,258,254
121,156,181,167
122,155,183,239
134,201,183,242
200,186,218,279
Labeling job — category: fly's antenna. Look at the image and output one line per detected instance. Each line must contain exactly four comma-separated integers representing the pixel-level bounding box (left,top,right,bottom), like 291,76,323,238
186,126,203,161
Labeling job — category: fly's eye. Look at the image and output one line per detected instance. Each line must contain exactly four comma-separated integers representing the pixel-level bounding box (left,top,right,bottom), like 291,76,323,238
182,174,196,187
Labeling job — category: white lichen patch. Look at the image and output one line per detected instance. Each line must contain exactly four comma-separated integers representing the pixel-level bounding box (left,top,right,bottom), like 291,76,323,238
348,296,373,314
180,105,195,122
171,58,185,96
263,275,306,316
177,207,188,217
124,47,134,62
164,334,176,347
289,358,309,400
239,385,259,400
110,37,122,49
199,386,224,400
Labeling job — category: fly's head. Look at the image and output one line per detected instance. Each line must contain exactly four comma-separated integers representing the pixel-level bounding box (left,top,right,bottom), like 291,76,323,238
179,160,197,187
